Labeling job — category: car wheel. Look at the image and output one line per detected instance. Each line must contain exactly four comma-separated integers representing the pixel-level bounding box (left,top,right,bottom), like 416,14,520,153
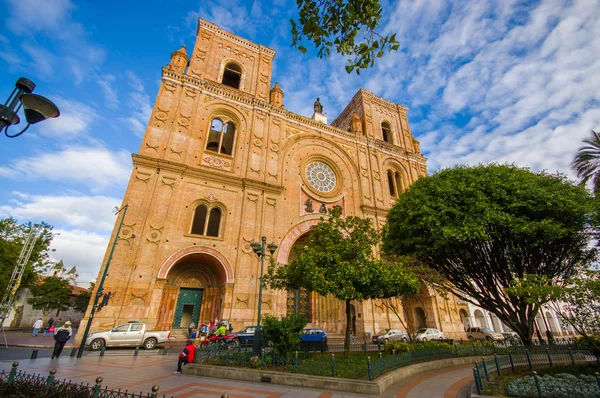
143,338,157,350
468,336,476,341
230,339,240,348
402,337,408,342
422,337,427,342
486,336,494,342
384,338,389,342
90,339,104,351
439,336,444,340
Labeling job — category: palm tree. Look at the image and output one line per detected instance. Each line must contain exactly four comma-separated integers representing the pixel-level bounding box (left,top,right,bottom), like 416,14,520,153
573,130,600,194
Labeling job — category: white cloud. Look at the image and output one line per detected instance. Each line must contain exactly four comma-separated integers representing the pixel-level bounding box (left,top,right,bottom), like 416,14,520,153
97,74,119,110
122,72,152,137
6,0,77,36
0,147,131,192
0,192,122,232
48,229,110,287
38,97,96,138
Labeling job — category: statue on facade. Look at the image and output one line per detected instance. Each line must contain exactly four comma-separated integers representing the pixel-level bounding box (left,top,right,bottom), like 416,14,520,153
319,203,327,214
314,97,323,114
305,198,314,213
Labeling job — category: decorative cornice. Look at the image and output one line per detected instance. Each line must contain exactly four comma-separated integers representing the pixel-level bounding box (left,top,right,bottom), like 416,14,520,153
132,154,285,194
161,68,427,164
197,18,276,57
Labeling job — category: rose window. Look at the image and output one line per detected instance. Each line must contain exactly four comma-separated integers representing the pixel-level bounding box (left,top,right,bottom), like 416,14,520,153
305,161,337,193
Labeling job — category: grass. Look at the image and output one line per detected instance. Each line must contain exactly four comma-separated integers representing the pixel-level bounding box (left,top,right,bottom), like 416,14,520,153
481,364,600,397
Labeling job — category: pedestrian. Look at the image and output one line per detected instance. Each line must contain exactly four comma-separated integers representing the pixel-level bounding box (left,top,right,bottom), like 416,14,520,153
188,321,195,338
56,318,63,328
208,321,216,336
200,324,207,337
32,318,43,337
43,317,54,337
174,339,196,373
215,323,227,336
51,321,72,359
228,323,233,333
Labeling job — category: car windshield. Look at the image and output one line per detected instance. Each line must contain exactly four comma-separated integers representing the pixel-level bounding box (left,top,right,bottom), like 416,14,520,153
416,329,427,334
378,329,390,334
481,328,493,333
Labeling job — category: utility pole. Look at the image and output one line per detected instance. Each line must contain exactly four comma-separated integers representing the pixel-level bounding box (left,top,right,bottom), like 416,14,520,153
0,224,41,347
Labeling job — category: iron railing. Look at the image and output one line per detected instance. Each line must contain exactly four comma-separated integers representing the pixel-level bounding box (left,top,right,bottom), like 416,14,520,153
0,362,169,398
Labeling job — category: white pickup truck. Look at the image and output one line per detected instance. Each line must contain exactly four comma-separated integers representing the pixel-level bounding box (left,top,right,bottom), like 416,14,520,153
85,322,171,351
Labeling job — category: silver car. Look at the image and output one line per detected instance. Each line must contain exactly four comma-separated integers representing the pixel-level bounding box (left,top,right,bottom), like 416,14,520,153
415,328,445,341
372,328,409,343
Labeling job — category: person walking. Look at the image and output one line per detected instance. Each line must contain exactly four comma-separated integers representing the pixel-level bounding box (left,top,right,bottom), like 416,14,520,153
43,317,54,337
174,339,196,373
188,321,195,339
51,321,72,359
32,318,43,337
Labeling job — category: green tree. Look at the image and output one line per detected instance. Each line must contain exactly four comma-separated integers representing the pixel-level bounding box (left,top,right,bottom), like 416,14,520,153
508,272,600,352
264,206,420,353
291,0,399,74
573,130,600,193
383,164,597,345
0,218,55,296
73,288,92,313
262,313,308,358
27,276,72,321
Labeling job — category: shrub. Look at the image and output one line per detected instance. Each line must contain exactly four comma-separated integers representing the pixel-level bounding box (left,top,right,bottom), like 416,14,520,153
262,313,307,358
384,341,414,354
413,341,453,351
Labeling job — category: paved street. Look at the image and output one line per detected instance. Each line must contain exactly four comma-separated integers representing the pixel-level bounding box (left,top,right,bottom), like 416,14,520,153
0,329,475,397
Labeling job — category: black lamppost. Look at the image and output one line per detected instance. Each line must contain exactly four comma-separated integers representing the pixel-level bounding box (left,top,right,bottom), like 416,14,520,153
77,204,128,358
250,237,277,354
0,77,60,138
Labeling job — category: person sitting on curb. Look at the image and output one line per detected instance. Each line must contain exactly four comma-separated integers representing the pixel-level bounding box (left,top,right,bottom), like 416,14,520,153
175,339,196,373
51,321,72,359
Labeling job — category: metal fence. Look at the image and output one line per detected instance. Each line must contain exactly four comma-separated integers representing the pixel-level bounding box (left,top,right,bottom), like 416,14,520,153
0,362,169,398
472,348,600,396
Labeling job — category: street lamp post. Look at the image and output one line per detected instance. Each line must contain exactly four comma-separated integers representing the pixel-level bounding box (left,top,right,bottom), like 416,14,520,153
77,205,128,358
0,77,60,138
250,236,277,354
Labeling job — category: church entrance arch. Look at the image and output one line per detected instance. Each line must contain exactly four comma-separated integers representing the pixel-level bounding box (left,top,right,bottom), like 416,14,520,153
156,247,232,330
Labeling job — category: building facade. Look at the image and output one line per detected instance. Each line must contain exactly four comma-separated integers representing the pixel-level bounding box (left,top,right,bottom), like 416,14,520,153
76,19,469,343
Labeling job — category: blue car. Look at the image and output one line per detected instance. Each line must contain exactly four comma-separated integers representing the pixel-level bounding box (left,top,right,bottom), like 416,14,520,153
300,328,328,342
224,326,257,347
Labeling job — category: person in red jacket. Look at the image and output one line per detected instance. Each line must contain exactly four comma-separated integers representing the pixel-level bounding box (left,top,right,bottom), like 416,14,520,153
175,339,196,373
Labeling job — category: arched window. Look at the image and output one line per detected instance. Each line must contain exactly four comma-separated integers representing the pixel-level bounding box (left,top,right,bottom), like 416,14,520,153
206,208,221,237
206,118,236,156
222,62,242,89
381,122,393,144
387,169,404,198
190,204,223,237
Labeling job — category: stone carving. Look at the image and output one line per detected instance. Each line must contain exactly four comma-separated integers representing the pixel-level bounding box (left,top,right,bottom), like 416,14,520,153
305,199,314,213
314,97,323,113
203,155,231,169
236,295,250,308
339,143,356,159
319,203,327,214
206,193,218,202
285,127,301,140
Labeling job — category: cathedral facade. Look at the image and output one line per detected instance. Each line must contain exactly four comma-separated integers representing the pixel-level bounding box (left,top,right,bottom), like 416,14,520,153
76,19,468,342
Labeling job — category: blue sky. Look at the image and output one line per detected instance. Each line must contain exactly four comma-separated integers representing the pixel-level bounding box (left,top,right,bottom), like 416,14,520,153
0,0,599,286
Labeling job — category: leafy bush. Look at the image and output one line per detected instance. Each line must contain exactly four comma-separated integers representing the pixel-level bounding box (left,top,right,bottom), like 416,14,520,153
506,373,598,397
262,313,307,358
383,341,414,354
413,341,453,351
461,340,496,348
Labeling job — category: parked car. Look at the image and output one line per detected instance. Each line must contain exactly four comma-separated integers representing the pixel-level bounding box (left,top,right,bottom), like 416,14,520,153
300,328,328,342
415,328,445,341
372,329,409,343
223,325,257,347
85,322,171,350
466,326,504,342
500,327,520,342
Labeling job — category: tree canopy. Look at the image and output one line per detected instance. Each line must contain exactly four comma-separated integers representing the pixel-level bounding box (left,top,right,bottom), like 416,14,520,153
27,276,72,321
383,164,597,345
265,206,419,352
573,130,600,193
0,218,55,296
291,0,399,74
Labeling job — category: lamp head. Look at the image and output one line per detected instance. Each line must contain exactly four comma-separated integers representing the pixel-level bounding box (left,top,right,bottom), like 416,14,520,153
267,243,278,255
250,241,261,255
19,94,60,125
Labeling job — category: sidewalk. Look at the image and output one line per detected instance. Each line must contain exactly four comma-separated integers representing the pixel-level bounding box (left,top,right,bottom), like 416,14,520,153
0,353,477,397
1,328,79,348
